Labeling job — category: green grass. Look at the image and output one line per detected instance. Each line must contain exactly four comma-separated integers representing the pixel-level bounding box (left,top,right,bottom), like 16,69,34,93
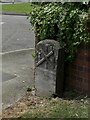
1,3,35,13
20,98,89,118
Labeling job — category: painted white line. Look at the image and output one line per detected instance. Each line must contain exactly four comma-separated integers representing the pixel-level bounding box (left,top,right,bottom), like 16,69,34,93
0,48,35,55
0,22,4,24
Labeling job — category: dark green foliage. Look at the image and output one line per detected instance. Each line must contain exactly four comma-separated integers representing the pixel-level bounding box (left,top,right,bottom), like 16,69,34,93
27,86,32,92
29,2,90,62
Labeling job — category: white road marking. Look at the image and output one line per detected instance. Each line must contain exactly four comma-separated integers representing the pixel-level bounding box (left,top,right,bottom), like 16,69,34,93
0,22,5,24
0,48,34,55
17,38,20,41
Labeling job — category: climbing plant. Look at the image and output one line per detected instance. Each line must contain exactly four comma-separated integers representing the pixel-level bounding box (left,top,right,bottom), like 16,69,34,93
29,2,90,62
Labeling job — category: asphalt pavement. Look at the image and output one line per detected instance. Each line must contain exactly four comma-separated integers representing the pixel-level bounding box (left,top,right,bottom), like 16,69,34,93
2,48,35,109
1,15,35,109
2,15,35,52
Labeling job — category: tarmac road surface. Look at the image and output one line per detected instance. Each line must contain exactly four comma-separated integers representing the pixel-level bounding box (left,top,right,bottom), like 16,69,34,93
2,49,35,109
1,15,35,109
2,15,35,52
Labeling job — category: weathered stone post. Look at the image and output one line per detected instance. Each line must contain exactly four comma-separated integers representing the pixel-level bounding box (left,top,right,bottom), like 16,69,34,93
35,39,64,97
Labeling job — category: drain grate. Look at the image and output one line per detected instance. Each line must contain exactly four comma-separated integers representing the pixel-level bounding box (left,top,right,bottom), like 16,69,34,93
2,72,17,82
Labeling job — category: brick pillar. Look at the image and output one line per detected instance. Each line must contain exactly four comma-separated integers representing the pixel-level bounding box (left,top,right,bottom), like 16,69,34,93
87,14,90,95
65,14,90,95
65,43,90,95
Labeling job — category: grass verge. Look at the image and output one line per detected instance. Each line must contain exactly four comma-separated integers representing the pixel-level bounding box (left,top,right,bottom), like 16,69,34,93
20,98,88,118
2,92,89,118
1,2,35,13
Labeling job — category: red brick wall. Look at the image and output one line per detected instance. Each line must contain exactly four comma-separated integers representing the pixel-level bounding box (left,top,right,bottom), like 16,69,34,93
65,43,90,95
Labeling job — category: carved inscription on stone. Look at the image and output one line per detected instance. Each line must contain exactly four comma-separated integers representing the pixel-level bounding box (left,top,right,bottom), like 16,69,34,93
35,39,60,97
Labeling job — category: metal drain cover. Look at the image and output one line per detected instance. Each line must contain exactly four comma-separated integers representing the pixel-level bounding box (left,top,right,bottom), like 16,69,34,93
2,72,17,82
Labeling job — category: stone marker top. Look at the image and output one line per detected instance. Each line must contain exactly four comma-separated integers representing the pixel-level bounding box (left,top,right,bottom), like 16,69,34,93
35,39,61,70
36,39,61,50
35,39,64,97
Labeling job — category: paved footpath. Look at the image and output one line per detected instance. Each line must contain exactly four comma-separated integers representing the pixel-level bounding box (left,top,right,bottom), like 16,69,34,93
1,14,35,109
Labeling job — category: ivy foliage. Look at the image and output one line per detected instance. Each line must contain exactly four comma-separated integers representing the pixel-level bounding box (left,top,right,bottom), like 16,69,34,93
29,2,90,61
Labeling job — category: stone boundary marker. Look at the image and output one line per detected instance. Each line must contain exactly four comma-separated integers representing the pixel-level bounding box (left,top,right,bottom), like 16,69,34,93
35,39,64,97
